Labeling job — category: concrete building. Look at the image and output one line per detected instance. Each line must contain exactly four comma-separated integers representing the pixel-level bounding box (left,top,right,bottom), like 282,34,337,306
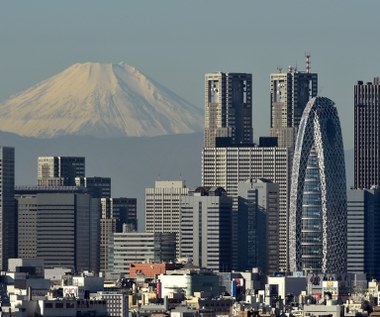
145,180,189,256
180,186,232,271
0,146,15,271
270,56,318,149
202,146,290,271
37,156,85,186
15,187,100,273
75,176,111,198
204,72,253,147
347,188,380,280
354,78,380,189
108,231,176,275
289,97,347,274
237,178,280,274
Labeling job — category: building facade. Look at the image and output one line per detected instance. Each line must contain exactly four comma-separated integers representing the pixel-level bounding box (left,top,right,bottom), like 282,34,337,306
204,72,253,147
289,97,347,274
237,178,279,274
347,188,380,280
108,232,176,275
75,176,111,198
0,146,15,271
270,60,318,149
354,78,380,189
145,180,189,256
37,156,85,186
202,147,290,271
180,186,232,271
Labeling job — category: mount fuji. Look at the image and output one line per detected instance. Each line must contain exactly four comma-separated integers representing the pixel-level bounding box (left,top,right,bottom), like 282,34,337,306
0,62,203,138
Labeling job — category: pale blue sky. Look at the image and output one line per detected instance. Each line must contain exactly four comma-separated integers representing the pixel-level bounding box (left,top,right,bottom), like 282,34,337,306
1,1,379,149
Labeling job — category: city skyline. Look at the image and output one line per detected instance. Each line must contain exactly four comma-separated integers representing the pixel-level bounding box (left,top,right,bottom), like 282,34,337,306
1,1,379,149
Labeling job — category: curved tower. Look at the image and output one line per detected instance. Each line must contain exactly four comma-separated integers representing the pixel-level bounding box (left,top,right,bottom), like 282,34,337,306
289,97,347,274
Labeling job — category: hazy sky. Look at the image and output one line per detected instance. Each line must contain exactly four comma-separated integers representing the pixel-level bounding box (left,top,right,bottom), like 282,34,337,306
1,1,379,149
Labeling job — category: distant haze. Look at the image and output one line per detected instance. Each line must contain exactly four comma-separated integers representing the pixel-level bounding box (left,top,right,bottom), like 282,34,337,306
0,62,203,138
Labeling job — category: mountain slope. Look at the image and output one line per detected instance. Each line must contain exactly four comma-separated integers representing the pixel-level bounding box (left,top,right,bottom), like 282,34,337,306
0,62,203,138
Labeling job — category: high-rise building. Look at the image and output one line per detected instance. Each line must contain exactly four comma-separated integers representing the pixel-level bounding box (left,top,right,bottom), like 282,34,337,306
347,188,380,280
108,231,176,275
37,156,85,186
289,97,346,274
15,186,100,273
145,180,189,257
0,146,15,271
270,57,318,149
354,78,380,189
237,178,279,274
204,72,253,147
202,147,290,271
180,186,232,271
75,176,111,198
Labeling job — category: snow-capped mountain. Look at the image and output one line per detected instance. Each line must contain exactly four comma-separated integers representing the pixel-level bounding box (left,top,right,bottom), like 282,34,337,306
0,62,203,138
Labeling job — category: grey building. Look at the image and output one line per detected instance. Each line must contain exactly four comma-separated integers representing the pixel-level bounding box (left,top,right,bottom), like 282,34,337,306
37,156,85,186
237,178,279,274
108,231,176,275
289,97,347,274
202,146,290,271
15,187,100,273
75,176,111,198
270,57,318,149
347,188,380,280
204,72,253,147
354,78,380,189
0,146,15,271
180,186,232,271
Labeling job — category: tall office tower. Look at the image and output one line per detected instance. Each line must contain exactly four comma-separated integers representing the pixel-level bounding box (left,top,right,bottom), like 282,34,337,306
354,78,380,189
37,156,85,186
237,179,279,274
145,180,189,257
270,56,318,149
75,176,111,198
347,188,380,280
99,197,137,273
15,186,100,273
289,97,347,274
204,72,253,147
180,187,232,271
108,231,176,275
0,146,15,271
202,147,290,271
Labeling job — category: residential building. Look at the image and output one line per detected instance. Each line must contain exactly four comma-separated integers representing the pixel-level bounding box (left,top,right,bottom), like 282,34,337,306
354,77,380,189
0,146,15,271
204,72,253,147
270,57,318,149
237,178,279,274
180,186,232,271
37,156,85,186
145,180,189,256
289,97,347,273
108,231,176,275
202,146,290,271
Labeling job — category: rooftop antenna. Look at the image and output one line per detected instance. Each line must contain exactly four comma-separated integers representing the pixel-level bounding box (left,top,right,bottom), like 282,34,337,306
305,52,311,73
277,66,283,73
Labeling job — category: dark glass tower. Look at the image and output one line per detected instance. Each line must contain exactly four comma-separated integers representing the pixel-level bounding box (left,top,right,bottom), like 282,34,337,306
354,78,380,189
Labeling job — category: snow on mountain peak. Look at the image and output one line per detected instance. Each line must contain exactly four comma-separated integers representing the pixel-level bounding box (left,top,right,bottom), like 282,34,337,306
0,62,203,138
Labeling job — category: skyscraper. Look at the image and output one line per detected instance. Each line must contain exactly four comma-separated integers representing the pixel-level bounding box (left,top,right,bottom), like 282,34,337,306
354,78,380,189
37,156,85,186
145,180,189,256
0,146,15,271
289,97,347,274
270,57,318,149
204,72,252,147
180,186,232,271
75,176,111,198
